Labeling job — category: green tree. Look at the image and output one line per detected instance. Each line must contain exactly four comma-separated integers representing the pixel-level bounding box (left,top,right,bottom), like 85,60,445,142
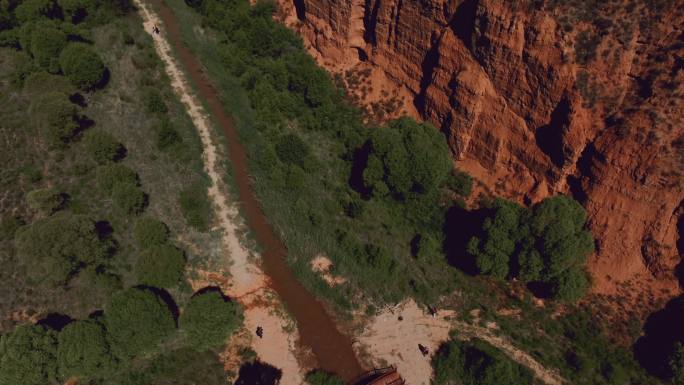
27,22,67,72
133,216,169,247
15,0,58,23
467,199,526,279
363,117,451,197
96,164,138,194
57,320,114,380
26,187,65,214
83,129,124,164
14,212,111,285
447,170,473,197
31,91,78,146
305,370,345,385
59,43,106,89
104,288,176,359
135,244,186,288
180,290,241,351
0,325,58,385
112,183,146,214
549,267,590,302
275,133,310,167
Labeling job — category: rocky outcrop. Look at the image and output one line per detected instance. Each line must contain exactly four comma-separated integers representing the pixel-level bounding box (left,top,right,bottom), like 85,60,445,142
276,0,684,301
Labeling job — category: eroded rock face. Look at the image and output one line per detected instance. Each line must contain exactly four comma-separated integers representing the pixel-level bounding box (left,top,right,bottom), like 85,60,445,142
276,0,684,301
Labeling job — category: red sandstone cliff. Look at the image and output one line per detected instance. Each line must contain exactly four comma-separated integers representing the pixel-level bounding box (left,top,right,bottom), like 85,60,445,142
277,0,684,304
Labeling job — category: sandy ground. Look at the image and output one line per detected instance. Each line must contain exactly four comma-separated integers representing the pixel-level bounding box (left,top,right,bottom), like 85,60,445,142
310,255,346,286
133,2,304,383
357,300,566,385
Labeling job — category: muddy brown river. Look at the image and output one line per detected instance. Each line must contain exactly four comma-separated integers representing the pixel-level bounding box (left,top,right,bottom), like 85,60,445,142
151,0,364,381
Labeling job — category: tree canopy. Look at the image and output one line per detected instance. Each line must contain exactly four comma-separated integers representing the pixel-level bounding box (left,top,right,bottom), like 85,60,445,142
133,216,169,247
83,129,124,164
362,117,451,198
104,288,176,359
305,370,346,385
59,43,106,90
180,290,241,351
135,244,186,288
31,91,78,146
57,320,114,380
0,325,59,385
466,196,594,301
14,212,111,285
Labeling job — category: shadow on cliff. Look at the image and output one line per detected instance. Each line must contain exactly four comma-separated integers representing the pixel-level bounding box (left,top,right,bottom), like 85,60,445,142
674,201,684,287
442,203,490,275
535,98,571,168
634,295,684,379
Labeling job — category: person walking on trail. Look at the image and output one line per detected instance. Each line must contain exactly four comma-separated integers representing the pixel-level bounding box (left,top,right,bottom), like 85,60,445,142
256,326,263,339
153,24,160,34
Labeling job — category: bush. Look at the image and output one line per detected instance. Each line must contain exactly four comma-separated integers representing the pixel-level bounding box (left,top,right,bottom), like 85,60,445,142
15,0,59,23
57,320,114,380
143,87,167,114
133,217,169,247
305,370,345,385
179,183,212,231
180,290,241,351
447,170,473,197
28,23,67,72
96,164,138,194
135,244,186,288
275,134,310,167
0,325,59,385
26,187,65,214
32,91,78,146
59,43,106,90
14,212,111,285
59,0,95,22
83,129,124,164
104,288,176,358
155,118,183,150
112,182,146,214
432,338,534,385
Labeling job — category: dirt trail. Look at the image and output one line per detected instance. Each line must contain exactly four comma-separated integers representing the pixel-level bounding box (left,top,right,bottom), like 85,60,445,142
358,300,565,385
133,1,304,383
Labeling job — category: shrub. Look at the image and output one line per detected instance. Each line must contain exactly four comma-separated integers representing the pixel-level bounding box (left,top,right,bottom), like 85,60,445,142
432,338,534,385
179,183,212,231
83,129,124,164
180,291,242,351
32,91,78,146
143,87,167,114
135,244,186,288
59,0,95,22
112,182,146,214
305,370,345,385
26,187,65,214
0,325,59,385
155,118,182,150
57,320,114,380
96,164,138,194
59,43,106,90
15,0,58,23
447,170,473,197
104,288,176,358
275,133,310,167
14,212,111,285
28,23,67,72
133,216,169,247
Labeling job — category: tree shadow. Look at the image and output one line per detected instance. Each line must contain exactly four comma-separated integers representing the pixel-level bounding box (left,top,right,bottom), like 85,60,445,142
234,360,282,385
348,141,372,199
442,204,490,275
136,285,180,323
93,68,111,90
192,285,233,302
634,295,684,379
37,313,73,331
69,93,87,107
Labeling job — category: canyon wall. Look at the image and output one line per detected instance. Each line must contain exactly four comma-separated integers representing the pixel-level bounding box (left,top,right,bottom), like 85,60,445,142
277,0,684,304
